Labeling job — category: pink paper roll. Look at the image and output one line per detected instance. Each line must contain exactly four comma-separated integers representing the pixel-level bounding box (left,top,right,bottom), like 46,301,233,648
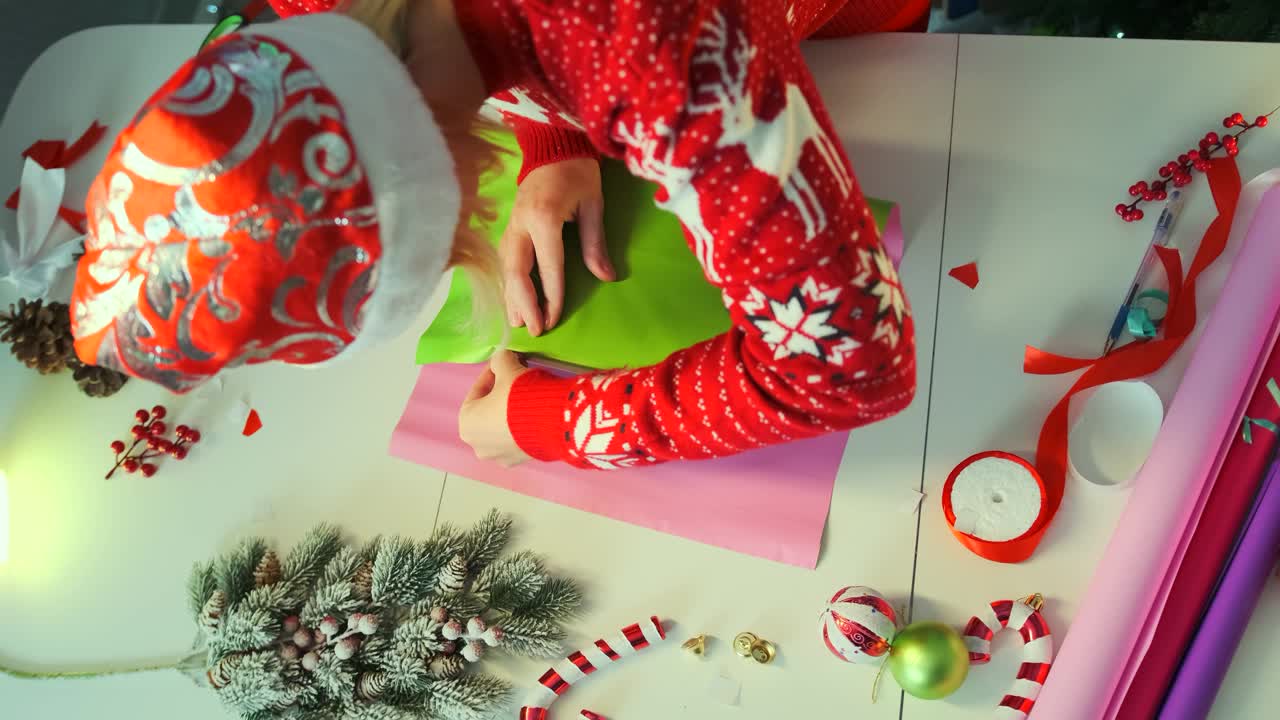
1031,173,1280,720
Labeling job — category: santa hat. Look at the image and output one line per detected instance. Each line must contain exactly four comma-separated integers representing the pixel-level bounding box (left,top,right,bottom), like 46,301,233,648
71,12,459,392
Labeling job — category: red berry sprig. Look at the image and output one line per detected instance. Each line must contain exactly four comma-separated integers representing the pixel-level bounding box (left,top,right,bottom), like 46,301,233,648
105,405,201,479
1116,109,1275,222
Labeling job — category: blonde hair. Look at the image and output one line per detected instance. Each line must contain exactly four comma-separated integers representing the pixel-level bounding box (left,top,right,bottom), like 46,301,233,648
443,119,507,334
342,0,411,56
343,0,506,332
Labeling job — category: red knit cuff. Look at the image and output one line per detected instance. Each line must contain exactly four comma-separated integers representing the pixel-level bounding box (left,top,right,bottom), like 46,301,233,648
513,123,598,184
888,0,932,32
813,0,931,37
507,369,576,462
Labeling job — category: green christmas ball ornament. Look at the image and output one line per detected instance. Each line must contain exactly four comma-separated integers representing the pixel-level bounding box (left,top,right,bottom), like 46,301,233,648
887,621,969,700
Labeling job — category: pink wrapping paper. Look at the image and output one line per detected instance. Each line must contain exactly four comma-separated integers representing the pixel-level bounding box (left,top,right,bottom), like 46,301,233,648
389,363,848,568
1032,173,1280,720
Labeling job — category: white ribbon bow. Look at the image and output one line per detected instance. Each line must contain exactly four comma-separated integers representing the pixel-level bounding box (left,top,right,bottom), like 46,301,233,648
0,157,83,298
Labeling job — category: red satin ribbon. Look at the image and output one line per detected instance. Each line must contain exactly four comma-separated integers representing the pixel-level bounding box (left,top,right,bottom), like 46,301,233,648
957,157,1242,563
5,121,109,234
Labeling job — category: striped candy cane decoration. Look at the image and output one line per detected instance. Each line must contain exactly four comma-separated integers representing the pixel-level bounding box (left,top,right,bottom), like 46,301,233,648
962,596,1053,720
517,616,667,720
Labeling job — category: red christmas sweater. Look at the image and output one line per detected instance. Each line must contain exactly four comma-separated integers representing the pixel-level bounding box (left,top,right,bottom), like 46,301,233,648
486,0,932,180
455,0,919,469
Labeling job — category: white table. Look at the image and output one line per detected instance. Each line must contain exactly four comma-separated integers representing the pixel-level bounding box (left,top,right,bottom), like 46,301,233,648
1,26,1278,720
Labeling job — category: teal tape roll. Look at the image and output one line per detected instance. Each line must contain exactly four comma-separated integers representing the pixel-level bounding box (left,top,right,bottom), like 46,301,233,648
1126,289,1170,340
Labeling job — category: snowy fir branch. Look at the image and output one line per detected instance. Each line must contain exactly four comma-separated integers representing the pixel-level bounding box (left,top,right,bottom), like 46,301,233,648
189,560,219,618
427,674,512,720
320,547,365,589
496,615,566,659
513,576,585,622
219,538,269,606
281,524,344,592
459,510,513,573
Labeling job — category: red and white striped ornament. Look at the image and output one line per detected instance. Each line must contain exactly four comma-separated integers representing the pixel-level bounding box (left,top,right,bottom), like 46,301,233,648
819,585,900,665
961,595,1054,719
517,616,667,720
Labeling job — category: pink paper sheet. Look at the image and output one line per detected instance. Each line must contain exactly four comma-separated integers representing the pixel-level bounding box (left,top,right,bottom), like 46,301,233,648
884,203,905,267
1031,173,1280,720
389,363,848,568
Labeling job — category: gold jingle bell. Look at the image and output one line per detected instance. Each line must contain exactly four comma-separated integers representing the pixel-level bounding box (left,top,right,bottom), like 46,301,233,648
749,638,777,665
682,635,707,656
733,632,758,657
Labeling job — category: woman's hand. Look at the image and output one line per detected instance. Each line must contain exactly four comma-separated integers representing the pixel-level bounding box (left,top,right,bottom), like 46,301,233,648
458,351,531,466
500,158,615,336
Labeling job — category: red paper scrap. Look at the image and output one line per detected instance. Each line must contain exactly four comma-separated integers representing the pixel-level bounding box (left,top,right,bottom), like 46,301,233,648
949,261,979,289
6,121,109,214
242,409,263,437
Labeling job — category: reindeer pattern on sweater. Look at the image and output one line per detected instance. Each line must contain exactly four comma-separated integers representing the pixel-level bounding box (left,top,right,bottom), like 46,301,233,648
459,0,917,468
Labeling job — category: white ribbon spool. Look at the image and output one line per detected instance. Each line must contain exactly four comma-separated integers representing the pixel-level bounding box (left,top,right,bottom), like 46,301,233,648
1067,381,1165,488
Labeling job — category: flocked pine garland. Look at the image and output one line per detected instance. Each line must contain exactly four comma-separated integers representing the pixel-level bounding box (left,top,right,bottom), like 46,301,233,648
190,511,582,720
1,511,582,720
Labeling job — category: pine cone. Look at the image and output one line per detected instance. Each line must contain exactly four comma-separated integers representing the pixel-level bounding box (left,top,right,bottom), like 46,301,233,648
355,671,387,701
69,358,128,398
200,590,227,638
207,652,243,689
254,550,281,587
436,554,467,594
351,560,373,599
427,654,465,680
0,298,75,374
280,658,306,686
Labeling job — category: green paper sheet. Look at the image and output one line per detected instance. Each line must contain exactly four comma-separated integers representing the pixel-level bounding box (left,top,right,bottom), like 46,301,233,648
416,132,894,370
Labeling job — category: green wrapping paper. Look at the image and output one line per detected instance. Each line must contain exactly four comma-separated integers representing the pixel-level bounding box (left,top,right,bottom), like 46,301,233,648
417,132,896,370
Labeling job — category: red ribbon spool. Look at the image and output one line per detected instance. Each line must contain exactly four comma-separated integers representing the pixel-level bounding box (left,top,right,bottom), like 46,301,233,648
942,451,1048,563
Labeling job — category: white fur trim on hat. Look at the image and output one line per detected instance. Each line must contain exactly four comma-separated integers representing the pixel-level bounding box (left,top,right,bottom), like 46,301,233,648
246,12,460,358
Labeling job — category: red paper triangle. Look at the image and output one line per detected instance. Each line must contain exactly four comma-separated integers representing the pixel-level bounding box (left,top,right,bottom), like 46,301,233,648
21,139,68,167
948,262,979,289
242,409,263,437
